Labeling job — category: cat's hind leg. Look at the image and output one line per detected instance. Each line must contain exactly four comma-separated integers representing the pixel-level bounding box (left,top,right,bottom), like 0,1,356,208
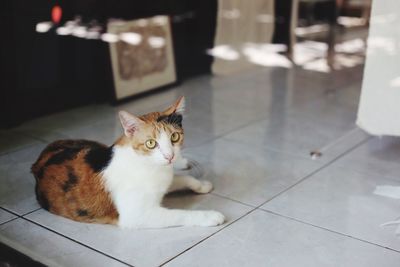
120,207,225,228
169,175,213,194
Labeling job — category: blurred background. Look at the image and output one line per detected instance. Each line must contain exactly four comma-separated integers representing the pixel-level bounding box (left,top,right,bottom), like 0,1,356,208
1,0,372,127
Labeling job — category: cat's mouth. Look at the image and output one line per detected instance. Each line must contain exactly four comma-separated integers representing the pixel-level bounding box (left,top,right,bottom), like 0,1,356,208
165,159,174,165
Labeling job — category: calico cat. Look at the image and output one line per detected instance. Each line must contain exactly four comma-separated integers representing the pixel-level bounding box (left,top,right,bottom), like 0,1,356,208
31,97,225,228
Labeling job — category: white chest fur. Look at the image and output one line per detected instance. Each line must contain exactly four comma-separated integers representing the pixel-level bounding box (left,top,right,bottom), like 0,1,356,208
102,145,173,227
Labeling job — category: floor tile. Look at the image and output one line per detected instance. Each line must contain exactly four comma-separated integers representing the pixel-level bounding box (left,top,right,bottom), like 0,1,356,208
0,218,128,267
13,104,117,144
0,209,17,224
61,118,123,146
261,164,400,251
165,210,400,267
0,130,40,156
223,108,368,162
183,68,336,138
0,144,45,214
335,136,400,181
26,194,252,267
185,138,322,206
17,104,116,134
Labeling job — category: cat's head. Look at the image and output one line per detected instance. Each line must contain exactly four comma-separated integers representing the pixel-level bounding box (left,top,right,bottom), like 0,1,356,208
117,96,185,166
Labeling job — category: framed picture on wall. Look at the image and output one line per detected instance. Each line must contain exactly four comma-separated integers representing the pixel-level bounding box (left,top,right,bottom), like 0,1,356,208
107,16,177,100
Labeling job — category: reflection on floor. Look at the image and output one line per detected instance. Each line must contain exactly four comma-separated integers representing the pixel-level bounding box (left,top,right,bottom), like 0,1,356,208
1,64,400,267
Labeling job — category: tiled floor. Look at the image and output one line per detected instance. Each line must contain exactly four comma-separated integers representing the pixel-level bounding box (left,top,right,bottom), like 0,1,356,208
1,63,400,267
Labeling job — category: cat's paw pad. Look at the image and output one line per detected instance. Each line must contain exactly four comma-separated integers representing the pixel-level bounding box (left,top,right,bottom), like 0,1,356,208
197,211,225,227
194,180,213,194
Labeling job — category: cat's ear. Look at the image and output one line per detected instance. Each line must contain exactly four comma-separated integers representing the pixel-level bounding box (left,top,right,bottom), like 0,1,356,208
118,111,143,137
163,96,185,115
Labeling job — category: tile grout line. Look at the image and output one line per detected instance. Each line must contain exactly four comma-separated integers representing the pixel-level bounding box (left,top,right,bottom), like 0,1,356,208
209,192,256,209
185,115,271,151
0,217,20,226
20,216,134,267
0,207,42,218
22,132,56,144
0,142,41,157
259,209,400,254
255,135,373,207
160,135,373,266
0,207,134,267
158,208,259,266
22,208,43,217
0,216,20,226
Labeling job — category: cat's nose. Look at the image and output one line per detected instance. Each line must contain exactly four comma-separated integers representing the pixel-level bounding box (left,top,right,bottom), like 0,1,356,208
164,154,175,163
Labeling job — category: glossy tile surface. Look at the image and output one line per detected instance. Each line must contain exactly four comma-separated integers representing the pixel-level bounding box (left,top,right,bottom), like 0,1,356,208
223,82,369,162
1,57,398,266
262,164,400,251
335,136,400,180
26,194,252,267
0,130,40,156
165,210,400,267
186,138,322,206
0,209,16,224
0,144,44,214
0,218,128,267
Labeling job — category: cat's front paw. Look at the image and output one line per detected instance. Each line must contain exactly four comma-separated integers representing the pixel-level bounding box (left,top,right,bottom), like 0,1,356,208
196,210,225,227
174,157,190,170
194,180,213,194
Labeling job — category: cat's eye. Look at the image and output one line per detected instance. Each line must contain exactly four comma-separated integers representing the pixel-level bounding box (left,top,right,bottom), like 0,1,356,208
145,139,157,149
171,132,180,143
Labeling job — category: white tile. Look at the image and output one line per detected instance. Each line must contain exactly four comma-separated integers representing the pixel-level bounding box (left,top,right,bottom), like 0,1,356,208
26,194,252,267
185,138,322,206
0,130,40,156
0,218,128,267
0,144,45,214
335,136,400,180
165,210,400,267
0,209,16,224
262,165,400,251
18,104,116,134
224,113,368,162
61,118,123,146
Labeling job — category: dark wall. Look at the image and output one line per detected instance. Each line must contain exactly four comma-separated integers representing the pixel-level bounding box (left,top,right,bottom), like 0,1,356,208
0,0,217,128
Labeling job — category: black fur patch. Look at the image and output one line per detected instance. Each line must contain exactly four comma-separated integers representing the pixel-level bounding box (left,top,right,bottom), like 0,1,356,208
35,185,50,211
37,140,111,179
157,113,183,127
76,209,89,217
45,147,82,166
36,168,45,180
62,167,78,192
84,145,113,173
34,146,81,181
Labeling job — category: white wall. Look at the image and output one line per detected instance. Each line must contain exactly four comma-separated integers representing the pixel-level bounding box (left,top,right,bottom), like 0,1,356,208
357,0,400,136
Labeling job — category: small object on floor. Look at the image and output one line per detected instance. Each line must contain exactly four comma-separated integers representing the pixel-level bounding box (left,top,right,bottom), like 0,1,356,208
310,150,322,160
